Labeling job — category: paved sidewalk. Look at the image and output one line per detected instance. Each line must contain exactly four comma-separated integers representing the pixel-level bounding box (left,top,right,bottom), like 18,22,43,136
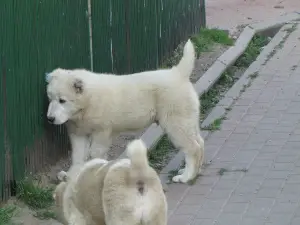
206,0,300,34
166,24,300,225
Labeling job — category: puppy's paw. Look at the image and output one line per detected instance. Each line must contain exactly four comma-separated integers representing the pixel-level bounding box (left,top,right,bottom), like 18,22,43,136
172,174,189,183
57,170,68,181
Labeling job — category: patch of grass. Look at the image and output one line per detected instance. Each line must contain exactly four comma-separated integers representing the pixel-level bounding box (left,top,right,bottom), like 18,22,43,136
191,28,234,56
162,28,233,68
0,205,17,225
17,177,54,210
203,117,225,131
148,136,175,172
235,35,269,68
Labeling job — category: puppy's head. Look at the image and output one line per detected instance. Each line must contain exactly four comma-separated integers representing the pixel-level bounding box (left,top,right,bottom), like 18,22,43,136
46,68,85,125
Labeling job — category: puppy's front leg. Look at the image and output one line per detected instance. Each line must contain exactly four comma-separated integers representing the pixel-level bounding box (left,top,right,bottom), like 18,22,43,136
89,130,112,160
58,134,89,180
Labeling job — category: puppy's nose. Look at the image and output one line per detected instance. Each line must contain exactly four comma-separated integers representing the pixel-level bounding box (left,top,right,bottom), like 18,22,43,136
47,117,55,124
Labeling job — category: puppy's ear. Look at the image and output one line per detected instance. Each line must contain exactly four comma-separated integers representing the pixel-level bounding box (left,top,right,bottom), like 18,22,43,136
73,78,84,94
45,72,56,83
45,68,67,83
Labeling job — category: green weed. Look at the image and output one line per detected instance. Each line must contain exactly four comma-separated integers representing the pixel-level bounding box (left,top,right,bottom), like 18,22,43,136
17,177,54,210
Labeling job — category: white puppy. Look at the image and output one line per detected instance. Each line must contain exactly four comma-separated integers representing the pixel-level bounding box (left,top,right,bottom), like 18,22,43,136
53,139,167,225
46,39,204,183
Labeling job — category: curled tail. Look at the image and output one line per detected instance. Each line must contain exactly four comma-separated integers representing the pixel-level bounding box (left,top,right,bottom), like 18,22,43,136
176,39,196,80
127,139,151,193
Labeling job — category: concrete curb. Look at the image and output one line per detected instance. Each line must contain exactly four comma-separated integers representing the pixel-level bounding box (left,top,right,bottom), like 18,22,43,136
200,23,295,129
117,12,300,178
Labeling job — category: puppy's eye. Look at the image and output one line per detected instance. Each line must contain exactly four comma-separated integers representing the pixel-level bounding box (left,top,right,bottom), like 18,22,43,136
59,98,66,104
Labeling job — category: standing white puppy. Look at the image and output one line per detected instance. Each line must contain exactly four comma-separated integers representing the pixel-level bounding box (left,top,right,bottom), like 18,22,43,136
46,39,204,183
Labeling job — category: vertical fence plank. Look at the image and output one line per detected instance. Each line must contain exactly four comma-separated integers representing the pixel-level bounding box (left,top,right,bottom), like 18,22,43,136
111,0,128,74
0,6,5,199
126,0,159,73
91,0,113,73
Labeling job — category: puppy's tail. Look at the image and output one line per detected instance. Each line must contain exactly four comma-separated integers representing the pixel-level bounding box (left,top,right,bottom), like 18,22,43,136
127,139,152,191
176,39,195,80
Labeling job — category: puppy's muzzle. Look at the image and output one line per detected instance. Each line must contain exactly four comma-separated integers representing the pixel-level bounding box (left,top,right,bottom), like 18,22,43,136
47,116,55,124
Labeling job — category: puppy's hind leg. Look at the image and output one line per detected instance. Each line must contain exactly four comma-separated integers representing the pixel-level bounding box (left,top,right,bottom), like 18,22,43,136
161,119,204,183
178,134,204,176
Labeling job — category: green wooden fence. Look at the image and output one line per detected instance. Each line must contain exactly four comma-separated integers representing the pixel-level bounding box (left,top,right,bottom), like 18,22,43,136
0,0,205,201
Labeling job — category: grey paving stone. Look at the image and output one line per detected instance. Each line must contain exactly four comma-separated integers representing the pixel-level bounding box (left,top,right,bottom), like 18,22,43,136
265,170,290,179
168,215,194,225
174,204,202,215
260,179,285,188
291,218,300,225
181,194,206,205
270,163,294,171
271,202,298,214
206,189,233,199
190,219,214,225
188,182,212,195
256,188,281,198
245,198,275,217
215,213,242,225
201,199,227,210
240,217,265,225
266,214,293,224
223,202,248,213
196,209,220,219
213,179,239,190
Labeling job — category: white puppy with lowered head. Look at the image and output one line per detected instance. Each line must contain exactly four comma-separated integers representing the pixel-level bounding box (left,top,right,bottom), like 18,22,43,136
46,39,204,183
53,139,167,225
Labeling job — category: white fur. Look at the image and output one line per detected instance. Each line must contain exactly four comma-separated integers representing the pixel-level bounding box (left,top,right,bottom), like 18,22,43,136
46,39,204,183
53,139,167,225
